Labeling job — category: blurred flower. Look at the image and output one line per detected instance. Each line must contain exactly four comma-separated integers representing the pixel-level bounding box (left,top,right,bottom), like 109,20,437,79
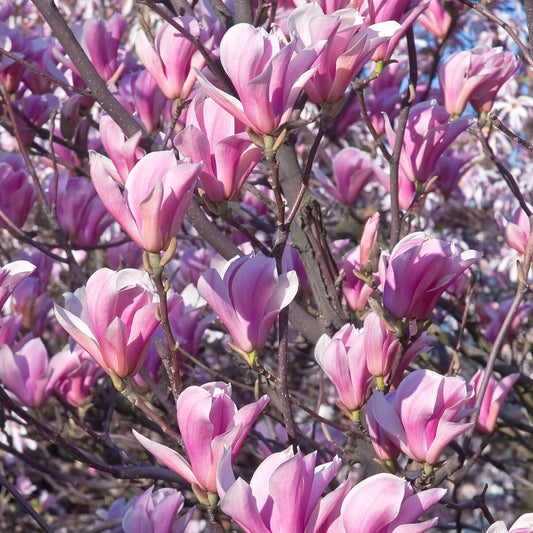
0,260,35,310
467,370,520,434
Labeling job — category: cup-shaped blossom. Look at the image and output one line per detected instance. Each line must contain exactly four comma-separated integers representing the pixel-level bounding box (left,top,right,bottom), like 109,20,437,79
197,253,299,354
439,47,520,116
0,153,36,229
136,16,208,101
121,486,195,533
90,150,202,252
54,268,161,378
51,344,104,407
316,147,377,205
220,446,347,533
197,23,322,134
385,100,472,184
496,205,531,255
366,369,475,464
339,246,374,311
287,3,400,104
467,370,520,435
378,232,481,320
133,382,269,494
174,93,263,202
0,260,35,310
336,472,446,532
287,4,399,105
0,338,67,408
314,323,372,412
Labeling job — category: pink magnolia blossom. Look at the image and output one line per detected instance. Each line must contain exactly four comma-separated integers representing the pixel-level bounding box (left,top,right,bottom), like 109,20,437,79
121,486,195,533
314,323,372,412
496,205,531,255
287,4,399,104
486,513,533,533
439,47,520,116
47,171,113,247
0,153,36,230
378,232,481,320
0,260,35,310
197,23,322,134
90,150,202,252
385,100,472,184
51,344,104,407
197,253,299,353
0,337,68,408
133,382,269,494
75,14,127,83
418,0,452,39
316,148,377,205
174,92,263,202
468,370,520,434
358,0,428,61
136,17,208,101
332,472,446,532
366,369,474,464
219,446,349,533
54,268,161,378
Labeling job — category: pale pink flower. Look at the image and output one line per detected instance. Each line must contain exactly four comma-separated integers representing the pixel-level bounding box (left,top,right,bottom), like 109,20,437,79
54,268,160,378
175,92,263,202
378,232,481,320
418,0,452,39
0,337,68,408
136,17,207,101
385,100,472,184
366,369,474,464
219,446,348,533
439,47,520,116
122,486,195,533
287,4,399,104
134,382,269,494
468,370,520,434
486,513,533,533
334,472,446,532
314,323,372,412
197,253,299,353
90,150,202,252
197,23,322,134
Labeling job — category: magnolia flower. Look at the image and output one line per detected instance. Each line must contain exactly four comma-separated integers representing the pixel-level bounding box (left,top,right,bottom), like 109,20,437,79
174,92,263,202
287,4,399,104
366,369,474,464
379,232,481,320
54,268,160,378
0,260,35,310
197,253,299,354
136,16,207,101
91,150,202,252
486,513,533,533
385,100,472,184
219,446,349,533
134,382,269,495
314,323,372,412
468,370,520,434
334,472,446,532
197,23,322,134
439,46,520,116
